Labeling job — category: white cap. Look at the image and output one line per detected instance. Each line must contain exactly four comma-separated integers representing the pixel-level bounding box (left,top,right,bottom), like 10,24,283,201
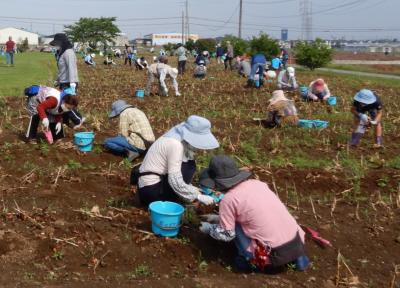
267,70,277,79
90,53,95,58
287,67,295,77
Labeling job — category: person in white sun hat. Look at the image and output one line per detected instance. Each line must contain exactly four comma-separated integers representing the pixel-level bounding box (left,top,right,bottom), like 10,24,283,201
145,56,181,97
132,115,219,207
350,89,383,148
277,67,298,91
84,53,96,66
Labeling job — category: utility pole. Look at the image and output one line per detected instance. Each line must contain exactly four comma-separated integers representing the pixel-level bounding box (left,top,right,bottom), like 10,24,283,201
238,0,243,39
182,11,185,44
185,0,190,42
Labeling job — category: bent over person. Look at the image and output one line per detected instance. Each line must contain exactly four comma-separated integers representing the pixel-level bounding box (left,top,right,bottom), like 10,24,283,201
145,57,180,96
104,100,155,161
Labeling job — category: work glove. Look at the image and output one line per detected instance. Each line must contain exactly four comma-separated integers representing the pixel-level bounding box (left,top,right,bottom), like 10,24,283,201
69,83,77,95
55,122,62,135
42,118,50,130
73,117,86,130
199,222,213,234
200,214,220,224
370,120,378,125
176,91,181,96
197,194,215,206
358,113,369,123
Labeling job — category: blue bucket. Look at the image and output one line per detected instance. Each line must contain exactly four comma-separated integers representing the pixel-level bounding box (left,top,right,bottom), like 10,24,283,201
255,80,260,88
149,201,185,237
74,132,95,152
298,119,314,128
135,89,145,98
313,120,329,129
299,86,308,96
327,96,337,106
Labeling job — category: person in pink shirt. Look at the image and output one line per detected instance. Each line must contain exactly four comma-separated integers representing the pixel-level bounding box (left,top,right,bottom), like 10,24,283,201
199,155,309,273
5,36,16,66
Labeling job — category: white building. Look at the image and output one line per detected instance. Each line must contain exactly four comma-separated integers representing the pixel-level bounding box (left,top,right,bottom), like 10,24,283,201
112,33,130,47
0,27,39,46
144,33,199,46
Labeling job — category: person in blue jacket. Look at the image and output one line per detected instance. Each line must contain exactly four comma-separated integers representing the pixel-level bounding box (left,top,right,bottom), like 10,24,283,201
248,53,266,88
216,43,225,64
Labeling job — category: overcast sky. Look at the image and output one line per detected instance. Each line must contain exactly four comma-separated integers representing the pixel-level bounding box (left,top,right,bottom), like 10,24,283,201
1,0,399,40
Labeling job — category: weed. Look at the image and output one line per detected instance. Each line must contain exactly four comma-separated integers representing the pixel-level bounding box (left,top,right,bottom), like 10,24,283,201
23,272,35,280
52,250,64,261
67,160,82,170
129,264,153,279
198,260,208,272
39,142,50,156
387,156,400,169
177,236,190,245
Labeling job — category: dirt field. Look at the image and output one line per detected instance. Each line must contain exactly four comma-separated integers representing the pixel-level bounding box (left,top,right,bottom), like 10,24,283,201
333,51,400,61
0,58,399,287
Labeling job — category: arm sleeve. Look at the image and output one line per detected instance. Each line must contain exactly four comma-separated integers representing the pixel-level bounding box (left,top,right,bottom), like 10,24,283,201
292,77,298,89
37,97,58,120
209,224,236,242
323,85,331,99
278,71,288,86
67,52,79,83
119,112,130,138
168,172,200,202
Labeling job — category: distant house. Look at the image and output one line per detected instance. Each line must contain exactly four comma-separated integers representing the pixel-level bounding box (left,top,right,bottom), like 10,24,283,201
144,33,199,46
0,27,39,46
133,38,153,47
112,33,130,47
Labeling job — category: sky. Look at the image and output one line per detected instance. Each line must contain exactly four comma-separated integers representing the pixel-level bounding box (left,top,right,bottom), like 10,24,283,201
1,0,399,41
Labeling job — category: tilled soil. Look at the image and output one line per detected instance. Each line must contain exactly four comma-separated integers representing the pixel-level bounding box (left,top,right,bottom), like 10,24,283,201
0,60,399,287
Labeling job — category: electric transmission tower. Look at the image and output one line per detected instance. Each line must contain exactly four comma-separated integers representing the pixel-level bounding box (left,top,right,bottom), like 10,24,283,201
300,0,313,41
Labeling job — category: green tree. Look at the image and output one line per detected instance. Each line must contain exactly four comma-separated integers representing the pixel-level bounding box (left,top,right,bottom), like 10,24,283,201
19,38,29,53
185,39,196,51
65,17,120,50
195,38,217,53
249,33,280,59
294,38,333,70
221,35,249,56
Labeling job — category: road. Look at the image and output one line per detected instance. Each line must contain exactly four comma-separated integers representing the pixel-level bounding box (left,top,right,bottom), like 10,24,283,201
317,67,400,80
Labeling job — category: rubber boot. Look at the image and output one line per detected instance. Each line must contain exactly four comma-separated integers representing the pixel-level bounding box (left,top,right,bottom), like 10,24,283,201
350,132,363,146
374,136,383,148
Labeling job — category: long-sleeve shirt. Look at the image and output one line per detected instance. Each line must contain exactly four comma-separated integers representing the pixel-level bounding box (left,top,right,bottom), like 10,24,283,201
176,46,187,62
119,108,155,150
227,44,234,58
36,97,62,123
57,49,79,84
138,137,200,202
157,64,179,95
251,54,266,65
277,70,298,89
308,81,331,100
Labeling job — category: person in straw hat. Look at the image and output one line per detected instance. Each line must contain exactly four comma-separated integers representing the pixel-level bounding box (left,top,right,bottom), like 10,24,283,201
133,115,219,207
350,89,383,148
104,100,155,161
198,155,309,273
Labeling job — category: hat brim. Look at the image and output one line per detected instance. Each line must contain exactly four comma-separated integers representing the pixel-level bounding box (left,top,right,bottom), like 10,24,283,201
354,94,376,105
182,128,219,150
108,104,134,118
200,168,252,190
49,39,60,46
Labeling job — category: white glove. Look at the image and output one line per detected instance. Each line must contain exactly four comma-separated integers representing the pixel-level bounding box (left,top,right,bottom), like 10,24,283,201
55,122,62,135
176,91,181,96
370,120,378,125
69,83,77,94
73,117,86,130
199,222,213,234
201,214,220,224
359,113,369,123
197,194,215,206
164,87,169,95
42,118,50,130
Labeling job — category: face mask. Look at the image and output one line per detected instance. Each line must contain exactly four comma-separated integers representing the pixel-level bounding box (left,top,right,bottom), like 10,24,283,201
61,103,70,112
53,45,61,51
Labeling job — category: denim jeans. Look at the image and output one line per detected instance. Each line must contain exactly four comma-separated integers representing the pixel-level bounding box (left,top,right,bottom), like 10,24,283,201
249,63,265,81
234,224,253,260
104,136,142,155
6,52,14,65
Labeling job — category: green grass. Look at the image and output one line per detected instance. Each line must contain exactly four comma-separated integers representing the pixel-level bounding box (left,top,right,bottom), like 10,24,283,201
0,52,56,97
327,64,400,77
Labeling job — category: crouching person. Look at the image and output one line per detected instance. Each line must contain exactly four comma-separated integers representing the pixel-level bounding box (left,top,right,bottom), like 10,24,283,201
193,59,207,79
277,67,298,91
132,115,219,207
263,90,298,128
199,155,309,273
25,85,78,144
104,100,155,161
307,79,331,102
145,57,180,96
350,89,383,148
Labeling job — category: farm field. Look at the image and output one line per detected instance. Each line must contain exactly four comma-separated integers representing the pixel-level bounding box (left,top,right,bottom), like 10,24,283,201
0,56,399,287
327,63,400,76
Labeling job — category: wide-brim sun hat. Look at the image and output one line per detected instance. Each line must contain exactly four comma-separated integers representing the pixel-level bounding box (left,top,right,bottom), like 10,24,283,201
354,89,377,105
287,67,295,77
109,100,134,118
199,155,252,191
49,33,68,46
91,53,95,58
167,115,219,150
267,70,277,79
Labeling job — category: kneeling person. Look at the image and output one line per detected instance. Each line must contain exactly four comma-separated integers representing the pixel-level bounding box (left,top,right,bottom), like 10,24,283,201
104,100,155,161
263,90,298,128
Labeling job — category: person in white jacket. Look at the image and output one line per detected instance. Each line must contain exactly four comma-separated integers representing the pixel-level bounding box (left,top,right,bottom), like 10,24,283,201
145,57,180,96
